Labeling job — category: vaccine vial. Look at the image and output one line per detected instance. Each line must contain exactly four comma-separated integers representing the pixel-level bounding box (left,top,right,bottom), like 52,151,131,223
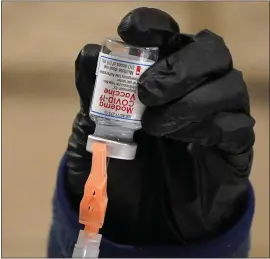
86,38,159,160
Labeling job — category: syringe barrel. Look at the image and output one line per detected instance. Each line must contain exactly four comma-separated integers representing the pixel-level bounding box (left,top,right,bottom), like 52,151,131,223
72,230,102,258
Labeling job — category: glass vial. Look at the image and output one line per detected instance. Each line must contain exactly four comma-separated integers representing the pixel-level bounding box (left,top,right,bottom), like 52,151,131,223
87,38,159,160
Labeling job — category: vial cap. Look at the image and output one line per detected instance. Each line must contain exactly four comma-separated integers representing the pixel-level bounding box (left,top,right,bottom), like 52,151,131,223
86,135,137,160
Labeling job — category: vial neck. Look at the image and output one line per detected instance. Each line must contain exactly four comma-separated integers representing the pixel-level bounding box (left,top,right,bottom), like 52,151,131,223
94,123,135,143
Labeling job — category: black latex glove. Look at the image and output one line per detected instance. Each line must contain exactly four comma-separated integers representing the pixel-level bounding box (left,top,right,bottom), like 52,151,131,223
66,7,255,245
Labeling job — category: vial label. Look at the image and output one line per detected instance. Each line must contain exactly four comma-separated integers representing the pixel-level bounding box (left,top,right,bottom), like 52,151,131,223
90,52,154,122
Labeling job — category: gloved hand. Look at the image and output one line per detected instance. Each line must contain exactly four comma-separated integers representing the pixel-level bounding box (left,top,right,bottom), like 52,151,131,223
66,7,255,245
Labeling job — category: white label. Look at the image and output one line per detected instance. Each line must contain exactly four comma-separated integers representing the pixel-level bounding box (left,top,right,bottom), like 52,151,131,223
90,52,154,123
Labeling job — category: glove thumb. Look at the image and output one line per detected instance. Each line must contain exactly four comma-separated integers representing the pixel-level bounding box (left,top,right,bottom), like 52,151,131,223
75,44,101,115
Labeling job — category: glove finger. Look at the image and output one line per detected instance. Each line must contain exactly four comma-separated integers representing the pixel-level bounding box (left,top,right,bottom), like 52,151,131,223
168,112,255,154
138,30,233,106
75,44,101,114
142,69,250,136
66,113,95,197
117,7,193,57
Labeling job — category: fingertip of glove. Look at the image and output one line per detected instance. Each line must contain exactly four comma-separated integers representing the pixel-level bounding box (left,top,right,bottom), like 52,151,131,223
77,44,101,67
75,44,101,81
117,7,180,47
75,44,102,114
138,77,163,107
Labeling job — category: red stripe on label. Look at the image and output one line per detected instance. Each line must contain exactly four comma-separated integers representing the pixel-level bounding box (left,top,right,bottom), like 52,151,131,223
136,66,141,75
